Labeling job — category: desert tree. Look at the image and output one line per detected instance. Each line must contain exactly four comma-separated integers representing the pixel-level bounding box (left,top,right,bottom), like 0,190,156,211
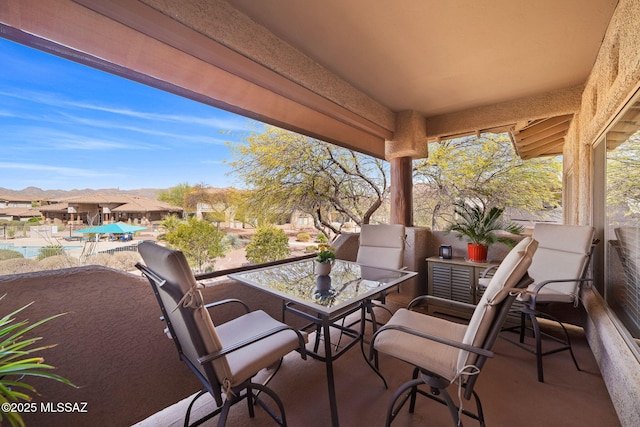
164,217,226,273
413,133,562,230
229,126,389,237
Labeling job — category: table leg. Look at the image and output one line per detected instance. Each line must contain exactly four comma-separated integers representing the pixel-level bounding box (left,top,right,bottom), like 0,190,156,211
322,315,339,427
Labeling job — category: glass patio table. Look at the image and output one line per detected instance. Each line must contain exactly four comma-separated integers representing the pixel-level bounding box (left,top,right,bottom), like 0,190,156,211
230,258,417,427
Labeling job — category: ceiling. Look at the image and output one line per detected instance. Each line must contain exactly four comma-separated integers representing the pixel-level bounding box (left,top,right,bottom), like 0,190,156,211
227,0,616,119
223,0,618,157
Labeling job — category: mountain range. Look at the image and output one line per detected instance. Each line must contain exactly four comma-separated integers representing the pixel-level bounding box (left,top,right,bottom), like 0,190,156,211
0,187,163,200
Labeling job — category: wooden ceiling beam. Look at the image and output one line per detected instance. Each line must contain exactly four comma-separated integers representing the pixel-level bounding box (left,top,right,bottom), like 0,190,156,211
516,114,573,139
516,121,570,145
520,140,565,157
517,132,566,149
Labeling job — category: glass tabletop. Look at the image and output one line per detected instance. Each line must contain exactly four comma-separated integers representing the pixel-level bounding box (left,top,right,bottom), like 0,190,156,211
229,259,416,315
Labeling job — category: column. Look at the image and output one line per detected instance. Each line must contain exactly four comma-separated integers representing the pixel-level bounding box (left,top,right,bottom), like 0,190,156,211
386,110,429,226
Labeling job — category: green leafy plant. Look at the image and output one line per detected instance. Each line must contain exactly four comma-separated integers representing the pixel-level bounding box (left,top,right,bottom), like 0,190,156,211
0,298,75,427
446,201,524,248
36,245,65,261
316,233,328,244
0,250,23,262
296,232,311,242
245,225,291,264
316,243,336,263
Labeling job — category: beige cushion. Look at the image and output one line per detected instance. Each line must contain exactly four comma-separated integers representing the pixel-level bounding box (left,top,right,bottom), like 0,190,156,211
522,224,594,303
375,237,537,381
356,224,405,269
374,308,467,381
138,242,306,388
459,236,537,370
216,310,305,386
138,242,223,381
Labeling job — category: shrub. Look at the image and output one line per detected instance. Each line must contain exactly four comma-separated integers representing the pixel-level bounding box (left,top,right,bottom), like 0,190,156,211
38,255,79,271
296,232,311,242
83,253,117,268
0,258,39,275
306,245,318,253
111,252,142,272
0,250,23,261
37,245,66,261
222,234,243,250
245,225,290,264
316,232,328,244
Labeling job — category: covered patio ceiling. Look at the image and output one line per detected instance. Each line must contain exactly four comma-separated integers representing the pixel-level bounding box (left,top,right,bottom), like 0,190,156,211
0,0,618,159
225,0,616,159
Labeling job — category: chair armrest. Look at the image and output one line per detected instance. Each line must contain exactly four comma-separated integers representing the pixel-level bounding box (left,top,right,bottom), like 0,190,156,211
197,324,307,365
480,265,499,278
407,295,476,312
370,323,493,360
204,299,251,314
530,277,593,294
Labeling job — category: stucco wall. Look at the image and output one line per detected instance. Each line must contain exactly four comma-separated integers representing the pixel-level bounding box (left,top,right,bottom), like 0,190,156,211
564,0,640,425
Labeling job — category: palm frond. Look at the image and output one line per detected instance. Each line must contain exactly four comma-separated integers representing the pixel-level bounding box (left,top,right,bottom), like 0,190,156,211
446,201,523,247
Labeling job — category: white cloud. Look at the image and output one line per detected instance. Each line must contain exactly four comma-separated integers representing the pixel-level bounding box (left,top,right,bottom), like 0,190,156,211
0,162,121,178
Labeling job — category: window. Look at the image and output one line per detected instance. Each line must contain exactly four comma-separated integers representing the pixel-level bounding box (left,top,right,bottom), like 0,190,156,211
596,90,640,342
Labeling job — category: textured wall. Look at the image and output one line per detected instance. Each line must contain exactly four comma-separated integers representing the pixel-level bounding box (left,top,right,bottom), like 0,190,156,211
563,0,640,425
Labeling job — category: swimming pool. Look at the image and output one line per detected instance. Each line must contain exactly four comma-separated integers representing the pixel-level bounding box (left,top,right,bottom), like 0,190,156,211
0,244,83,258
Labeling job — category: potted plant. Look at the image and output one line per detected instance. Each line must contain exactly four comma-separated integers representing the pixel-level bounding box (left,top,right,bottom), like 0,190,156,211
315,243,336,276
446,201,524,262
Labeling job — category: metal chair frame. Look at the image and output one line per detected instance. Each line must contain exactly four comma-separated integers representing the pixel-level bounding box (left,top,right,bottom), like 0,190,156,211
370,274,533,426
501,239,598,382
137,261,306,427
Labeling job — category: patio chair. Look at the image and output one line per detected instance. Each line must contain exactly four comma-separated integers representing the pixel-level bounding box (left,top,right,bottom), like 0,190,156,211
502,223,596,382
356,223,406,323
136,242,307,427
335,224,406,352
370,236,537,426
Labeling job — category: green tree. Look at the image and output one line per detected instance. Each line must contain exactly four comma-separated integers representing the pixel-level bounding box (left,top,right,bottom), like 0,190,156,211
160,214,182,234
414,133,562,229
164,217,226,273
229,126,388,236
186,186,249,227
245,225,290,264
158,182,193,214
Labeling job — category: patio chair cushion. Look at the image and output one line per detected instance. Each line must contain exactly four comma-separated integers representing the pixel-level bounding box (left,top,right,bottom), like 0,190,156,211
139,242,306,389
215,310,306,387
459,236,537,370
138,242,232,380
375,237,537,381
374,309,467,381
520,224,594,303
356,224,405,269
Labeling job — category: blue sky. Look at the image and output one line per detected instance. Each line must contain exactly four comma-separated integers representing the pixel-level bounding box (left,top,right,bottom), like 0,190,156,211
0,37,263,191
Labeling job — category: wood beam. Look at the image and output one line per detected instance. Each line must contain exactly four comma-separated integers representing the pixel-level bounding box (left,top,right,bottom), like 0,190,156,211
516,122,571,145
521,141,565,159
515,114,573,140
390,157,413,226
